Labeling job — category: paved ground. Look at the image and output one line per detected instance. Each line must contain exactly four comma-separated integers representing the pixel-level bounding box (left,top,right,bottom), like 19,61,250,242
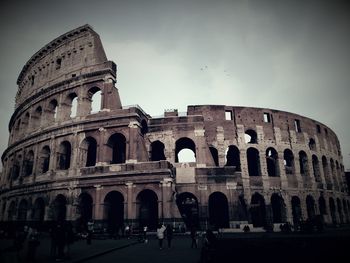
0,233,201,263
1,227,350,263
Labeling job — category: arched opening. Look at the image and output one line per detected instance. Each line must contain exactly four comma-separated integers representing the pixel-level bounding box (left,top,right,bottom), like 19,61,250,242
52,194,67,222
150,141,166,161
209,192,230,229
24,150,34,176
80,137,97,167
69,93,78,118
322,156,331,185
283,149,295,175
244,129,257,144
107,133,126,164
176,192,199,228
136,189,158,230
77,193,93,231
33,106,43,128
48,99,58,122
299,151,309,176
225,145,241,171
233,195,249,221
306,195,316,220
23,112,30,131
32,198,45,222
247,148,261,176
291,196,302,227
250,193,266,227
141,119,148,135
337,198,343,223
89,87,102,114
209,146,219,167
57,141,71,170
309,138,316,151
330,159,338,187
18,199,28,221
11,155,21,181
318,196,327,216
312,155,321,183
266,147,279,177
8,201,16,221
271,194,286,223
104,191,124,235
175,137,196,163
329,197,337,224
39,146,50,173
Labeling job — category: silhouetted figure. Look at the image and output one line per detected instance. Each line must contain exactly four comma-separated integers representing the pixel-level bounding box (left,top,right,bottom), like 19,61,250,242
190,227,198,248
143,226,148,243
157,224,166,249
26,228,40,262
166,225,173,248
54,222,66,261
65,222,75,258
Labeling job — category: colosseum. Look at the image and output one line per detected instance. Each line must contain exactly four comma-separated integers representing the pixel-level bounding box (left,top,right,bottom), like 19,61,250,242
0,24,349,233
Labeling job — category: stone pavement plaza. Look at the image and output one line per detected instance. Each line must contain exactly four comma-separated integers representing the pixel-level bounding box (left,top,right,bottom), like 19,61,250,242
0,233,201,263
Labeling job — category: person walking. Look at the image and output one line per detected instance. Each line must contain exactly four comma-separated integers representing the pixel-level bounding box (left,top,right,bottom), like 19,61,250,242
143,225,148,243
166,225,173,248
26,228,40,262
156,224,166,250
190,226,197,248
87,219,94,245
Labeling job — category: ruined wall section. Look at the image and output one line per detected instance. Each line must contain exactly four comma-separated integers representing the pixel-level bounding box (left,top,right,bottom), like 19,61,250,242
15,25,107,107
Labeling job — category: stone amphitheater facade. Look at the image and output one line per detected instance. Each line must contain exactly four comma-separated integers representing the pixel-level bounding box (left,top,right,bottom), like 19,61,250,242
1,25,349,231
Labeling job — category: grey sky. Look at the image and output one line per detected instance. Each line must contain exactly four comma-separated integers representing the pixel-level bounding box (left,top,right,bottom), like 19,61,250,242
0,0,350,170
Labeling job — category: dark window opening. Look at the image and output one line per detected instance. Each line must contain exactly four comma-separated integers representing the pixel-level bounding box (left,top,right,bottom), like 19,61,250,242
31,75,35,86
175,137,196,163
141,119,148,135
306,195,315,220
225,110,232,120
53,194,67,222
312,155,321,182
294,119,301,132
263,112,271,123
283,149,294,175
150,141,166,161
291,196,302,226
18,200,28,221
209,192,230,228
247,148,261,176
81,137,97,167
271,194,286,223
58,141,71,170
266,147,279,177
225,145,241,171
245,129,258,144
24,151,34,176
77,193,93,228
250,193,266,227
137,190,158,230
104,191,124,234
316,125,321,133
40,146,50,173
329,198,336,224
107,133,126,164
299,151,308,176
319,196,327,215
309,138,316,151
209,146,219,167
56,58,62,69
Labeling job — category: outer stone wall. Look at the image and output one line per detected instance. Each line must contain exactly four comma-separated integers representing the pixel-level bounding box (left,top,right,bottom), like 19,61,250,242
0,25,349,232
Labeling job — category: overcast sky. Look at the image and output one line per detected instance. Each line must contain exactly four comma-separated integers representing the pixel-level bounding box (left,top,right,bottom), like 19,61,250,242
0,0,349,170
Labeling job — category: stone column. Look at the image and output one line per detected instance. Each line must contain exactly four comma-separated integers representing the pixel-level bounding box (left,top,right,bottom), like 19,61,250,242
127,122,139,163
94,185,103,220
161,178,173,220
126,182,134,221
97,127,109,165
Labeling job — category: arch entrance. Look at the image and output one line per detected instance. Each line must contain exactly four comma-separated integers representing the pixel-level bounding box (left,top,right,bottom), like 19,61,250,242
136,190,158,230
77,193,93,230
250,193,266,227
52,195,67,222
209,192,230,228
291,196,302,227
104,191,124,235
176,192,199,228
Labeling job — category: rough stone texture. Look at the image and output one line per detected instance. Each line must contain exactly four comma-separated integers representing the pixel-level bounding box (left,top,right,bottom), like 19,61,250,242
0,25,349,230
